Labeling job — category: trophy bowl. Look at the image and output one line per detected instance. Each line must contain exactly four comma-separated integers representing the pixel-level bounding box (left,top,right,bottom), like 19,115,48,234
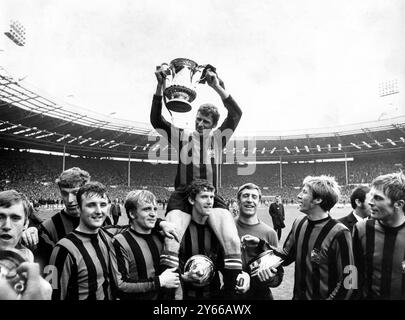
247,250,283,285
0,249,27,295
163,58,205,113
183,254,215,287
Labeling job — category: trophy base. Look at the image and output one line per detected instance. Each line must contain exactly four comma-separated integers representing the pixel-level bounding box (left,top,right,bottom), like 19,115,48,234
165,99,192,113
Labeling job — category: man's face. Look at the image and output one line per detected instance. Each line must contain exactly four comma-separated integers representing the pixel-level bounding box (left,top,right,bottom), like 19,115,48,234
195,112,215,133
368,187,396,222
297,185,317,214
238,188,260,217
79,193,108,232
191,190,215,217
60,186,81,217
276,196,281,203
132,200,158,232
358,192,372,217
0,202,27,250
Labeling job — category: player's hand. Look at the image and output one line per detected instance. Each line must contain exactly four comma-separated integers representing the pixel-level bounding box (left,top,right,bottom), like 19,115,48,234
155,64,169,85
205,70,219,87
205,69,225,90
257,267,278,283
181,268,204,283
21,227,39,249
240,234,260,248
159,220,180,242
159,268,180,289
0,262,52,300
235,271,250,294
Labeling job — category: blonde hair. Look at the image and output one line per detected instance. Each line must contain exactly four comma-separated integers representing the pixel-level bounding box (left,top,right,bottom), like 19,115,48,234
125,190,157,221
303,175,341,212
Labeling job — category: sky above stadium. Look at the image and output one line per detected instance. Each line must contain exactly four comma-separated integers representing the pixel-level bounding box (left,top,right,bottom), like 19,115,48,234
1,0,404,134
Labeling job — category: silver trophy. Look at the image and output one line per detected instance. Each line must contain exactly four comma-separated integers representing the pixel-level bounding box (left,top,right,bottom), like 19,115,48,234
183,254,215,287
248,250,283,284
0,250,27,296
161,58,207,113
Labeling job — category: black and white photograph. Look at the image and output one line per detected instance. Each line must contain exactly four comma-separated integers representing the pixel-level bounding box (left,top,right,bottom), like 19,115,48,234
1,0,404,310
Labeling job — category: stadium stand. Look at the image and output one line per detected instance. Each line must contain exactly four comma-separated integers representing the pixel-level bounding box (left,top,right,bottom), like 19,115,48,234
1,149,403,207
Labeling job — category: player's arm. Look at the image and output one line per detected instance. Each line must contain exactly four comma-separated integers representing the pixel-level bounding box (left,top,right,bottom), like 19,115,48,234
48,245,74,300
352,223,365,299
150,65,181,147
111,240,179,294
276,219,298,266
208,76,242,129
326,229,354,300
150,65,173,131
153,218,180,242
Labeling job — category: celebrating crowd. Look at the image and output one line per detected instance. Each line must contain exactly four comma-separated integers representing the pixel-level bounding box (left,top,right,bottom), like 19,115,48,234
1,66,405,301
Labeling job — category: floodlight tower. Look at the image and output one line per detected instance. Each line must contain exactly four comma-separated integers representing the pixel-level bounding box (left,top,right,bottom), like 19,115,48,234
378,79,400,120
4,20,26,46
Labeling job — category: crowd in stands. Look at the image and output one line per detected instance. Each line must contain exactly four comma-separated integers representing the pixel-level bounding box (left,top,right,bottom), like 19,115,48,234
1,149,403,207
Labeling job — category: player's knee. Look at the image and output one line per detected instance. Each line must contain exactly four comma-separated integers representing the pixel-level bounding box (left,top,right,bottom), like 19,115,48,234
166,209,191,233
211,207,233,218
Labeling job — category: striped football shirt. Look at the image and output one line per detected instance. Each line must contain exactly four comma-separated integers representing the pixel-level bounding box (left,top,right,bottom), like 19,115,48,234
150,94,242,191
35,210,80,269
281,215,354,300
353,219,405,299
110,228,163,300
179,220,224,300
49,229,114,300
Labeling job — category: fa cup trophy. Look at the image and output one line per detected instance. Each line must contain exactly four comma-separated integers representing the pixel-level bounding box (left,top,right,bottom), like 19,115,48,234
160,58,208,113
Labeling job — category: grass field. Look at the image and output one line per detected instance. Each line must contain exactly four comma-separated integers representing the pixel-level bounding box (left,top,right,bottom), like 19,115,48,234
37,203,351,300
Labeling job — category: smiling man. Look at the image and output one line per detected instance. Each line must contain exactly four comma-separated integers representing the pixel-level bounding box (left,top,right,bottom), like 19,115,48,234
49,182,115,300
178,179,247,300
110,190,180,300
152,65,243,291
235,183,283,300
278,175,354,300
353,172,405,299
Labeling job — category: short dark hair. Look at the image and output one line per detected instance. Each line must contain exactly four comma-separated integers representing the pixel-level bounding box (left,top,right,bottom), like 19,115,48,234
187,179,215,201
56,167,91,189
350,185,371,209
237,183,262,200
76,182,107,209
197,104,220,127
0,190,32,224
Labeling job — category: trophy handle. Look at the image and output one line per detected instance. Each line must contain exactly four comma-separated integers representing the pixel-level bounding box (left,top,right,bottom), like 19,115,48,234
195,64,207,83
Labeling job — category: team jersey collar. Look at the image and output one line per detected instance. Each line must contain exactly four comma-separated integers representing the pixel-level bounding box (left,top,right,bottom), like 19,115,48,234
73,229,100,239
307,215,331,225
129,227,153,238
377,219,405,233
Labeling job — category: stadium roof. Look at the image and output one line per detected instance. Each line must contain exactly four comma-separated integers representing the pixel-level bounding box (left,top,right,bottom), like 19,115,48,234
1,72,405,161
